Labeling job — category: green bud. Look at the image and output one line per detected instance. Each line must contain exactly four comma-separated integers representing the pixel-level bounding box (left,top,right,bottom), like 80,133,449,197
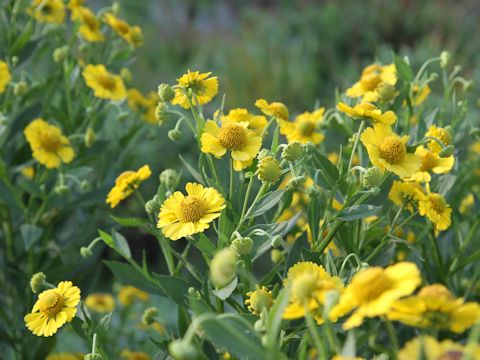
286,175,305,190
210,248,237,289
270,235,283,248
257,156,281,184
282,142,303,162
78,43,89,53
158,84,175,102
80,246,93,258
54,184,69,195
159,169,179,188
80,180,90,192
145,195,160,214
230,237,253,255
142,307,158,325
362,166,383,188
155,102,169,125
30,272,46,293
463,80,474,92
13,81,28,97
440,51,451,69
439,145,455,157
168,129,182,141
84,127,95,148
120,68,132,83
270,249,285,264
376,83,396,102
168,339,199,360
84,354,102,360
53,46,68,63
11,56,18,67
116,112,129,122
112,2,120,15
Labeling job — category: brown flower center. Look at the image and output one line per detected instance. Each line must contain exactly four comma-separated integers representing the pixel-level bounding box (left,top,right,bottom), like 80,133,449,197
379,136,406,164
428,194,447,214
218,123,247,150
298,120,316,136
360,73,382,91
39,290,64,317
39,130,62,152
98,73,117,91
179,196,206,223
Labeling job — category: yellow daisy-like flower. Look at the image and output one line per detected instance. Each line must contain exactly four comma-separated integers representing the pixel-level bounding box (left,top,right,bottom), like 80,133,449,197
71,6,104,42
280,108,325,144
120,350,151,360
29,0,65,24
84,293,116,313
346,63,397,102
157,182,226,241
24,119,75,169
388,180,424,212
360,124,421,178
411,84,431,106
104,13,143,47
82,64,127,101
118,286,149,306
283,261,344,322
406,145,454,182
398,336,480,360
245,285,273,315
459,193,474,214
24,281,81,337
418,190,452,231
200,119,262,171
425,125,452,153
171,70,219,109
127,89,159,124
0,60,11,93
255,98,289,121
106,165,151,208
337,102,396,126
221,108,267,137
46,353,84,360
388,283,480,333
330,262,421,330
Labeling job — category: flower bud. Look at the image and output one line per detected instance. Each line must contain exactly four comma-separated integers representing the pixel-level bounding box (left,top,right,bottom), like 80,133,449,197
376,83,397,102
142,307,158,325
80,246,93,258
282,142,303,162
116,112,129,122
13,81,28,97
120,68,132,83
440,51,451,69
54,184,69,195
270,249,285,264
168,129,182,141
257,156,281,184
111,2,120,15
84,355,102,360
210,248,237,289
11,56,18,67
168,339,199,360
463,80,474,93
30,272,46,293
80,180,90,192
155,102,169,125
145,195,160,214
230,237,253,255
159,169,179,188
158,84,175,102
245,286,273,315
362,166,383,188
53,46,68,63
270,235,283,248
286,175,305,190
439,145,455,157
84,127,95,148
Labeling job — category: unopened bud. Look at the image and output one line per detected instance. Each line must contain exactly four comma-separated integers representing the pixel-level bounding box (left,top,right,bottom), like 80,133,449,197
168,339,199,360
80,246,93,258
116,112,129,122
155,102,169,125
13,81,28,97
11,56,18,67
270,235,283,248
111,2,120,15
145,195,160,214
463,80,474,92
362,166,383,188
210,248,237,289
80,180,90,192
270,249,285,264
230,237,253,255
84,127,95,148
440,51,451,69
257,156,281,184
53,46,68,63
159,169,179,188
168,129,182,141
158,84,175,102
142,307,158,325
306,184,321,198
282,142,303,162
84,354,102,360
54,184,69,195
30,272,46,293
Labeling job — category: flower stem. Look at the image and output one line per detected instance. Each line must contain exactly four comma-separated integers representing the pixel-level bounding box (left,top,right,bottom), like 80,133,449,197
384,318,399,356
348,120,365,172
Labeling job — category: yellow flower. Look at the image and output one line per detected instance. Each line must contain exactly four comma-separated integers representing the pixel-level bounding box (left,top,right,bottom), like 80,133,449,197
118,286,149,306
280,108,325,144
411,84,431,106
406,146,454,182
84,293,116,313
418,190,452,231
157,182,225,241
82,64,127,100
388,180,424,212
337,102,396,126
255,99,289,121
120,350,151,360
46,353,84,360
104,13,143,47
21,166,35,179
459,193,474,214
71,6,104,42
24,281,81,337
106,165,151,208
360,124,421,178
331,356,364,360
346,63,397,102
0,60,11,93
127,89,159,124
201,119,262,171
221,108,267,136
398,336,480,360
245,285,273,315
330,262,421,329
470,140,480,154
24,119,75,169
29,0,65,24
283,261,344,322
388,283,480,333
171,70,218,109
425,125,452,153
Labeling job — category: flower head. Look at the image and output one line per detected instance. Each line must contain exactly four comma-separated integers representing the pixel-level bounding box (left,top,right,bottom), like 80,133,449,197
426,125,452,153
210,248,237,288
24,281,81,336
157,183,225,240
71,6,104,42
257,156,281,184
118,286,149,306
106,165,151,208
104,13,143,47
418,190,452,231
201,119,262,171
388,180,424,212
411,84,431,106
255,99,289,121
280,108,325,144
337,102,396,126
398,336,480,360
127,89,159,124
245,285,273,315
406,145,454,182
0,60,11,94
84,293,116,313
24,119,75,169
171,70,218,109
360,124,421,178
29,0,66,24
331,262,421,329
346,63,397,102
82,64,126,100
221,108,267,136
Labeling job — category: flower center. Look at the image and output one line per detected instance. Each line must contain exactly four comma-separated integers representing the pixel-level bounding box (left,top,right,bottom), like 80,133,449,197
40,4,53,15
360,73,382,91
437,351,464,360
179,196,206,223
428,194,447,214
218,123,247,150
39,290,64,317
355,268,392,301
378,136,406,164
420,150,438,171
298,120,316,136
291,273,318,303
98,74,117,91
39,130,62,152
83,12,98,30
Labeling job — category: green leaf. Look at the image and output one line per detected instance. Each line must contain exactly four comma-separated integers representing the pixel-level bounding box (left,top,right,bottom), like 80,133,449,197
10,20,33,55
266,287,290,353
179,154,203,183
94,312,112,339
393,54,414,82
104,261,161,294
20,224,43,250
247,189,285,218
196,233,216,256
152,273,191,306
212,277,238,300
337,204,382,221
110,215,148,227
99,229,131,259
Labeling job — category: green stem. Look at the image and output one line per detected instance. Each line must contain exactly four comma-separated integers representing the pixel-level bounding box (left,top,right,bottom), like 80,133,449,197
229,157,234,202
315,220,341,253
235,176,254,233
305,310,326,358
348,120,365,172
384,318,399,357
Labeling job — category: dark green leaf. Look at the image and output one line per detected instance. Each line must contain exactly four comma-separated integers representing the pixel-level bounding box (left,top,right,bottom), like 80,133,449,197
20,224,43,250
110,215,148,227
393,54,414,82
247,189,285,218
104,260,161,294
337,204,382,221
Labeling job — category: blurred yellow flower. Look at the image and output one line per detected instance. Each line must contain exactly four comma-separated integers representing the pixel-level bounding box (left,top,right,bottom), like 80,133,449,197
411,84,431,106
418,190,452,231
245,285,273,315
171,70,218,109
201,119,262,171
346,63,397,102
127,89,159,124
406,145,454,182
459,193,474,214
221,108,267,137
118,286,149,306
330,262,420,329
71,6,104,42
120,350,150,360
280,108,325,144
24,119,75,169
82,64,127,100
157,182,225,241
104,13,143,47
21,166,35,179
0,60,11,93
29,0,65,24
255,98,289,121
337,102,396,126
388,283,480,333
24,281,81,337
46,353,84,360
84,293,116,313
398,336,480,360
425,125,452,153
388,180,424,212
360,124,420,178
106,165,151,208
